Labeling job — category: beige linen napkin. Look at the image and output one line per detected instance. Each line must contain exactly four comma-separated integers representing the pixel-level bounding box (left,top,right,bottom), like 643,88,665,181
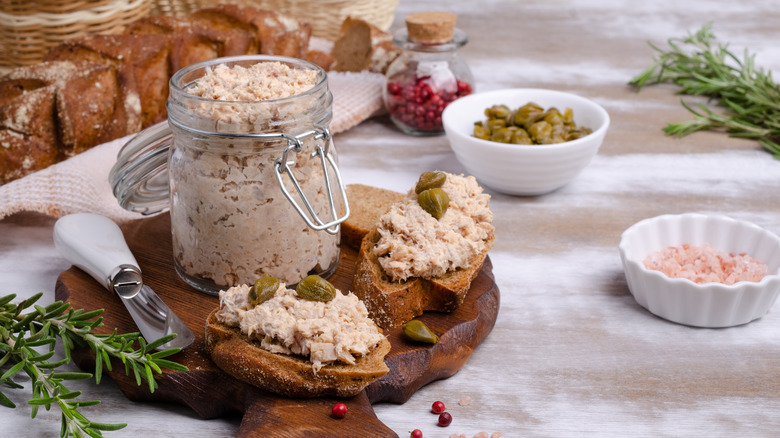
0,71,385,222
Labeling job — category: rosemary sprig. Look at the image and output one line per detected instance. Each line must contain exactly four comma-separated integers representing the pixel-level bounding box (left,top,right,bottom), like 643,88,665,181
0,292,189,438
629,22,780,158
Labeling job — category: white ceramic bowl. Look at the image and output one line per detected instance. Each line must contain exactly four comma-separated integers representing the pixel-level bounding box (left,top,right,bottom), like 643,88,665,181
619,213,780,328
442,88,610,196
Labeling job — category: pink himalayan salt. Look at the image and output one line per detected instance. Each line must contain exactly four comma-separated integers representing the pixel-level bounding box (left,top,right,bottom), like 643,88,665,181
643,243,768,285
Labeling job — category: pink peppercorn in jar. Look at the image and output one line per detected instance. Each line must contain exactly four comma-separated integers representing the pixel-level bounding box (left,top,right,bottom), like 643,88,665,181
383,11,474,136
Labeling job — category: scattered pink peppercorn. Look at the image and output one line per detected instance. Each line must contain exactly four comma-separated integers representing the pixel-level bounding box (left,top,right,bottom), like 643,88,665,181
431,400,446,414
331,402,347,419
437,411,453,427
411,429,423,438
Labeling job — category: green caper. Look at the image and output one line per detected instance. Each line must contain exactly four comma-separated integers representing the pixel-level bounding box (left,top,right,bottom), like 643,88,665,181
415,171,447,194
402,319,439,344
562,107,574,125
511,128,533,145
249,274,280,306
565,127,593,141
528,120,553,144
486,118,507,131
513,102,544,128
490,104,511,119
417,187,449,220
474,124,491,140
543,109,563,127
490,127,513,143
295,274,336,302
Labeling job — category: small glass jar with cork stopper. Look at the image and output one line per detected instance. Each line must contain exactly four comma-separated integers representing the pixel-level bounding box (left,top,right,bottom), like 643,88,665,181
383,11,474,136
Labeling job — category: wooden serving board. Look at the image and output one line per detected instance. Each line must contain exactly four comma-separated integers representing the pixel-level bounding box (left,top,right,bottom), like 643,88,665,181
54,212,500,437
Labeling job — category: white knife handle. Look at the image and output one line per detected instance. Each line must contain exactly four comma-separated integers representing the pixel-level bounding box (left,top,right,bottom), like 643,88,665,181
54,213,141,297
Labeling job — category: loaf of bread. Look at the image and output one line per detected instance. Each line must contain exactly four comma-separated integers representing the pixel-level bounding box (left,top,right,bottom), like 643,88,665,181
0,5,319,185
331,16,400,74
348,175,495,329
189,4,311,59
44,34,171,129
0,60,137,183
125,15,258,73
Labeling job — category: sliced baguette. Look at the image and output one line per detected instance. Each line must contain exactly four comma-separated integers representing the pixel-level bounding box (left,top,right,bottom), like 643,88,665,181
204,309,391,398
349,186,495,329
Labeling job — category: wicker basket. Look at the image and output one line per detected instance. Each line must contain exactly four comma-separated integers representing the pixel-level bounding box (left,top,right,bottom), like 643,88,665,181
150,0,399,40
150,0,208,17
0,0,151,70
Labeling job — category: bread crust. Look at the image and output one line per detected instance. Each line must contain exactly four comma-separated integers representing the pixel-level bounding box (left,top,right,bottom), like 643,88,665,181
342,184,405,250
44,34,170,129
0,61,130,183
0,85,58,183
204,309,390,398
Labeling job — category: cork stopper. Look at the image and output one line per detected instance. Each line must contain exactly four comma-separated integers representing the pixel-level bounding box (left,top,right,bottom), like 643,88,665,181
405,11,457,44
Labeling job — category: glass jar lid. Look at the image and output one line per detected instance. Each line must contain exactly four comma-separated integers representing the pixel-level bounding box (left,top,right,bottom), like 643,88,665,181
109,121,172,215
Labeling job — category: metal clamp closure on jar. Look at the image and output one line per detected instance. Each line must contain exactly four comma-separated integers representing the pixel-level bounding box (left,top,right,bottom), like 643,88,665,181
274,126,348,235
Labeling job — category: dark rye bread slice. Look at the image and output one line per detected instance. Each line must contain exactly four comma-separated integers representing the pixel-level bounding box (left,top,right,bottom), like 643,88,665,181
342,184,405,250
204,310,391,398
349,185,495,329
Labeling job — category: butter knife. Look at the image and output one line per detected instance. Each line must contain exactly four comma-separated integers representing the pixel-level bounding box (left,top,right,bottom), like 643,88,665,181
53,213,194,350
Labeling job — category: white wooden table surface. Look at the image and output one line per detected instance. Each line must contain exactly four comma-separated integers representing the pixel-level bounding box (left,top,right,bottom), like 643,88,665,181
2,0,780,436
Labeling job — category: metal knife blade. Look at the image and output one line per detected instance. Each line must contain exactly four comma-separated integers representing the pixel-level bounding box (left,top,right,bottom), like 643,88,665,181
53,213,194,350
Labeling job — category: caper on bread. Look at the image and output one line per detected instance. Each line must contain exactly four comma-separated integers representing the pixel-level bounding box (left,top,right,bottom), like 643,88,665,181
205,275,390,398
350,172,495,329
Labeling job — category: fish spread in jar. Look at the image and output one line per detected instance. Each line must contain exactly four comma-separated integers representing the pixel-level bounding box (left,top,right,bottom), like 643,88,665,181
170,60,340,291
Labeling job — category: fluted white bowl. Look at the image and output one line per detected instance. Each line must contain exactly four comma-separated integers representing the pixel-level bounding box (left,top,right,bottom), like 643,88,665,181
619,213,780,328
442,88,609,196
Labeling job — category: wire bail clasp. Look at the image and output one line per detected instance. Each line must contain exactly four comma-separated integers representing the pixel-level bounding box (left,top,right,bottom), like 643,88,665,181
273,126,349,235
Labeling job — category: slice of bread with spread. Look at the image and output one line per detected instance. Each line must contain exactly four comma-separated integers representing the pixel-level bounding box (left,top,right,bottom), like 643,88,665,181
205,277,390,398
350,172,495,329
